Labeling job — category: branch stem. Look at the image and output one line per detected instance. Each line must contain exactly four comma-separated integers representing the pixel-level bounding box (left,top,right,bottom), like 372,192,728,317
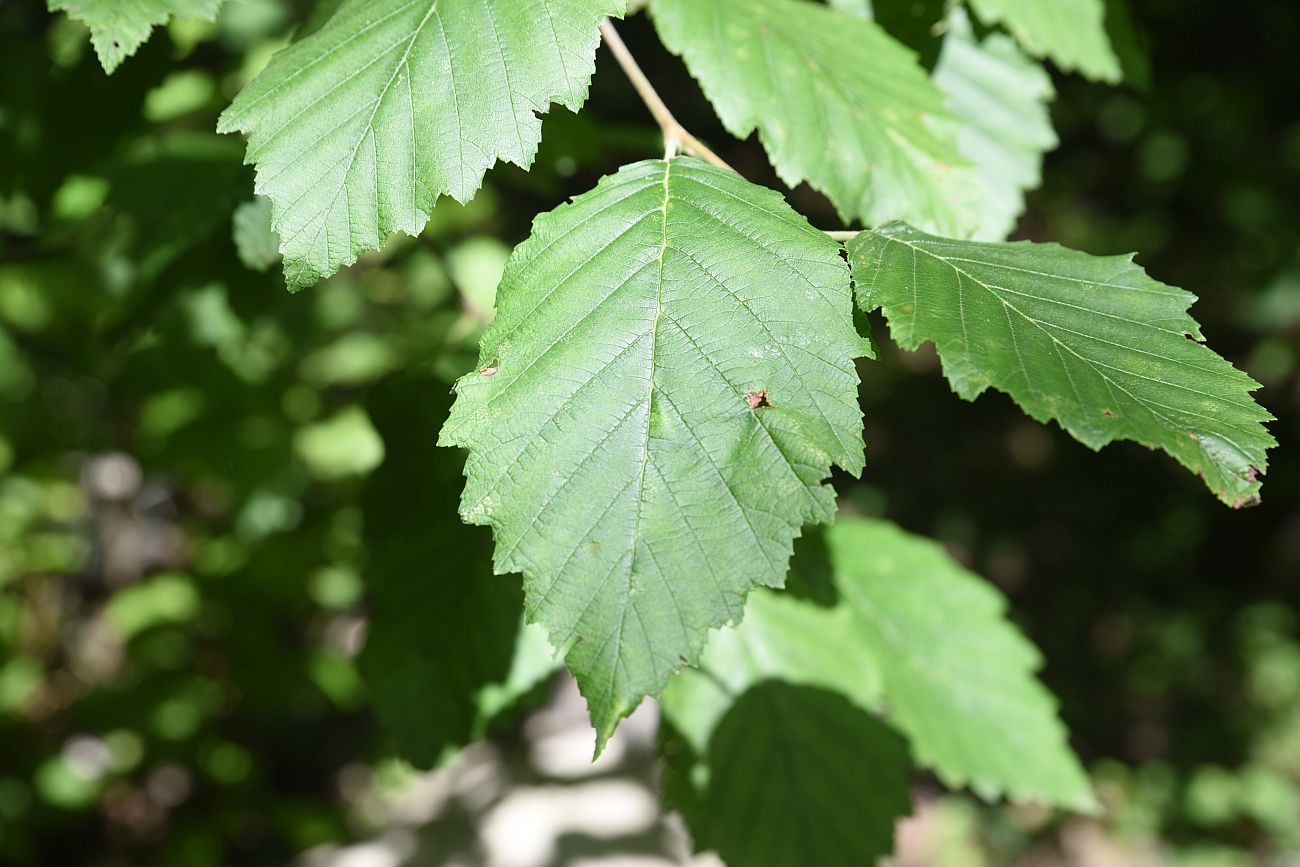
599,19,733,171
600,18,856,243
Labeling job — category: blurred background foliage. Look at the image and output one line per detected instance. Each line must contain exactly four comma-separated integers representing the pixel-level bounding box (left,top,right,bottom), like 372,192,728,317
0,0,1296,865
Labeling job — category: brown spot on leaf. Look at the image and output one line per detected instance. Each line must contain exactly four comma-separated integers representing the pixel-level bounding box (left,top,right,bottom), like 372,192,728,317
479,365,498,377
747,389,772,410
1102,409,1117,419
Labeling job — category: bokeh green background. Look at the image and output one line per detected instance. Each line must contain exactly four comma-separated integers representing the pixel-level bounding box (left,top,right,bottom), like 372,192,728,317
0,0,1296,864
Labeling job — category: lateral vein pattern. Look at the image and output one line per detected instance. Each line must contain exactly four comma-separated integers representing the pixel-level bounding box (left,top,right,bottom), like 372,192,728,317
443,158,867,745
849,223,1275,506
217,0,622,289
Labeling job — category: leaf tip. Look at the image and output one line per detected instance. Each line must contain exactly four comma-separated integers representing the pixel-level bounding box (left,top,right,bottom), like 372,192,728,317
590,698,637,760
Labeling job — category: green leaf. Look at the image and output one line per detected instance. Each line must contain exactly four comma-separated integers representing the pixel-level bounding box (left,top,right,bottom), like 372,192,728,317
848,223,1275,506
1101,0,1152,90
965,0,1120,82
442,157,867,747
650,0,981,235
361,380,556,769
825,0,871,16
664,519,1093,813
216,0,622,291
661,580,884,760
823,519,1095,809
293,406,385,480
104,574,200,641
49,0,222,74
667,682,911,867
933,10,1057,241
231,197,280,273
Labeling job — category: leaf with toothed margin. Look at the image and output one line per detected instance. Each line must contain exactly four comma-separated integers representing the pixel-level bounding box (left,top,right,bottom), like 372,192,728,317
216,0,622,291
848,223,1275,506
650,0,982,237
658,518,1094,862
441,157,868,749
661,571,886,761
826,518,1096,810
934,9,1058,241
966,0,1120,82
49,0,223,73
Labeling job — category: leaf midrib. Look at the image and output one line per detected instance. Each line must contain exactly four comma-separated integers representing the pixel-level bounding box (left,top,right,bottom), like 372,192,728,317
625,155,673,628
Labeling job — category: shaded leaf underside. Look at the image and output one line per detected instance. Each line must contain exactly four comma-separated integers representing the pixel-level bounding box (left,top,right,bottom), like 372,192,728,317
361,379,555,769
690,683,912,867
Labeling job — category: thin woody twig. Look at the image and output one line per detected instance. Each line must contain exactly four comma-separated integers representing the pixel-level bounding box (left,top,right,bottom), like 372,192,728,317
599,19,734,171
600,20,856,239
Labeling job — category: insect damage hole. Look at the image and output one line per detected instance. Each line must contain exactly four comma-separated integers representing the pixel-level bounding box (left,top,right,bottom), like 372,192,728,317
746,389,771,410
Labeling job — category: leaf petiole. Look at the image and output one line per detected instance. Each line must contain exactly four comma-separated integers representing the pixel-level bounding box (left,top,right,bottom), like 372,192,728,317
599,18,734,170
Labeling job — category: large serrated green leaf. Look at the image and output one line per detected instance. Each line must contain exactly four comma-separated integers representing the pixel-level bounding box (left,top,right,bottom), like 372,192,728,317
650,0,982,236
49,0,222,73
664,519,1092,813
934,10,1057,241
966,0,1120,82
216,0,621,290
826,518,1095,811
442,157,867,748
848,223,1276,506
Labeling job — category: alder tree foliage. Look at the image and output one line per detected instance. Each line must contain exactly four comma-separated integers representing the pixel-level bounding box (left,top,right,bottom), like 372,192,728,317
56,0,1277,863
